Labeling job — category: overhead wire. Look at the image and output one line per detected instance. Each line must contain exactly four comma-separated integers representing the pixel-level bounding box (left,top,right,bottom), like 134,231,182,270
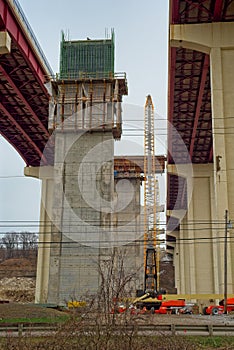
0,237,233,247
0,218,229,225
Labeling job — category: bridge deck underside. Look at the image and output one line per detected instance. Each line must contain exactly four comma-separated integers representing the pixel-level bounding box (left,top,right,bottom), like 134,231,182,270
0,40,52,166
0,0,52,166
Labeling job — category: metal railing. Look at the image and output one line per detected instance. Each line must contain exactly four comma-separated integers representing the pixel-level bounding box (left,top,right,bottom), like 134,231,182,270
8,0,54,76
56,71,127,81
0,322,234,336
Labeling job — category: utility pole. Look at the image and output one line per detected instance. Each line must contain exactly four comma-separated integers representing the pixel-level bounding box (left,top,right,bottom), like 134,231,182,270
224,209,228,314
224,209,232,314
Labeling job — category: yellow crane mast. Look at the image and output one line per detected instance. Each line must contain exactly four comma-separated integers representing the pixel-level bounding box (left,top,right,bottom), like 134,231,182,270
144,95,158,293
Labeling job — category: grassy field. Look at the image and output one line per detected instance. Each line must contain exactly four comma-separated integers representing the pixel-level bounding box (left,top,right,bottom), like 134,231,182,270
0,303,69,324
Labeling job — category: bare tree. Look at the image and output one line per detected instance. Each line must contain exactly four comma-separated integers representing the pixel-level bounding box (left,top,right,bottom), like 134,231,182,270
19,232,38,255
0,232,38,259
95,248,138,325
1,232,19,258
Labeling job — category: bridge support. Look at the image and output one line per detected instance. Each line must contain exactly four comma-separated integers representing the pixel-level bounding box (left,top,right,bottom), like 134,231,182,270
26,74,144,304
170,22,234,295
48,130,116,304
26,143,144,304
25,166,54,303
168,164,221,295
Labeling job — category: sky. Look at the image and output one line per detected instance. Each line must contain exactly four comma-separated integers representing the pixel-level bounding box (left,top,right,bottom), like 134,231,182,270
0,0,169,232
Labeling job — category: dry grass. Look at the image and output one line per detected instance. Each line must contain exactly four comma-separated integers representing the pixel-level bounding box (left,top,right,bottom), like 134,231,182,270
0,303,66,321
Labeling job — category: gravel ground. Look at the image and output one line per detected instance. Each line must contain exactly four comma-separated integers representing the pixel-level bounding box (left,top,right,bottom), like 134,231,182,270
0,277,35,303
137,313,234,325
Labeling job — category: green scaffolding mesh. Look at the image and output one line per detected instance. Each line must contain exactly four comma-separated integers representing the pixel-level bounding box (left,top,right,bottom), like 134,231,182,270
59,30,115,79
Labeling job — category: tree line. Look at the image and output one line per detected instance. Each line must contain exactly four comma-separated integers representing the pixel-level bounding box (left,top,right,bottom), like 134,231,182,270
0,232,38,260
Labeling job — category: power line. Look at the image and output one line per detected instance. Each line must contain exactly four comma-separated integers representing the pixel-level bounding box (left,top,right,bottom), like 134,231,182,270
0,222,229,228
0,237,230,246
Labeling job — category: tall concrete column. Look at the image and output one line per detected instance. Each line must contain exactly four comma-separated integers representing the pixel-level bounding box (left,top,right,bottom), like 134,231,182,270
24,166,54,303
167,163,191,294
170,22,234,294
47,130,115,304
167,163,220,295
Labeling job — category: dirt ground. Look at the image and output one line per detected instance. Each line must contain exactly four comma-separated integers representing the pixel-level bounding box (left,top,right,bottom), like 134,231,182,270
0,258,36,279
0,258,36,303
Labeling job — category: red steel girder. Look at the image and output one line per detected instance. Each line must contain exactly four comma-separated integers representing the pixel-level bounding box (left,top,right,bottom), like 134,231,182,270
0,65,49,137
0,0,50,87
213,0,224,20
167,174,187,211
169,46,212,164
0,102,47,164
179,0,212,23
0,131,34,166
171,0,234,25
183,0,211,16
189,54,209,158
209,147,213,162
171,0,180,23
168,47,176,164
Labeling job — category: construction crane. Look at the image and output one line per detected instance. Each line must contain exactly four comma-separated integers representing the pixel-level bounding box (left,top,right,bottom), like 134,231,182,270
144,95,158,295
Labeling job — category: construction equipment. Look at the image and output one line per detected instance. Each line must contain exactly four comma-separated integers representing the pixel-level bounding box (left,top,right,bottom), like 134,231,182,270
133,96,163,311
143,95,158,295
203,298,234,315
132,96,167,311
133,291,162,311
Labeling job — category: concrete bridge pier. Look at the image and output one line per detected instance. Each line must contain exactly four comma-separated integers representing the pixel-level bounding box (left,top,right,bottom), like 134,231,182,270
25,136,144,305
25,72,144,304
47,130,115,304
167,164,220,296
170,22,234,295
